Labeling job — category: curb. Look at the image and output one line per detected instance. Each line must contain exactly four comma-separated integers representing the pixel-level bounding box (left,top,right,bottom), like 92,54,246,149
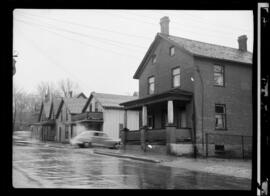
93,150,161,163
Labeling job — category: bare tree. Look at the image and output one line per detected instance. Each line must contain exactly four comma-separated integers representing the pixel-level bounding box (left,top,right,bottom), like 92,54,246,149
36,81,61,102
58,78,80,98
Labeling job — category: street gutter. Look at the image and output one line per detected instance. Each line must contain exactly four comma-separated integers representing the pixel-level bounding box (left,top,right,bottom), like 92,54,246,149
93,149,161,163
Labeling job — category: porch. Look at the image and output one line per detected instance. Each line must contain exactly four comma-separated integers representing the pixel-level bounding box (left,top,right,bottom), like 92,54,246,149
120,88,194,155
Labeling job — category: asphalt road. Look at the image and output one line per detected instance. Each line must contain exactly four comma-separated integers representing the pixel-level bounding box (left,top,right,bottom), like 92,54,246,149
12,141,251,189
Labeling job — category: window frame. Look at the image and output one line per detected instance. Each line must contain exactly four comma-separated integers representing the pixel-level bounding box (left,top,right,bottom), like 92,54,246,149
171,66,181,88
147,76,155,95
169,46,175,56
213,64,225,87
215,104,227,130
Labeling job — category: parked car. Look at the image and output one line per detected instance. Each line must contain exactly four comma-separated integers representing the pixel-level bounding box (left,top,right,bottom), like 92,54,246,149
70,131,121,149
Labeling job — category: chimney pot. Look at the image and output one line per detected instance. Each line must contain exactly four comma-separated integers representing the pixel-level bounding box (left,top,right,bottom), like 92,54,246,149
238,35,248,52
160,16,170,35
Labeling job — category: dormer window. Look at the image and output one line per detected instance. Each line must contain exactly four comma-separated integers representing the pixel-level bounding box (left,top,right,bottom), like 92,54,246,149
169,46,175,56
152,54,157,64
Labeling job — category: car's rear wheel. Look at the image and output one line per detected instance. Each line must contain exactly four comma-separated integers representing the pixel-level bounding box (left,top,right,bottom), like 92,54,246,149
78,144,84,148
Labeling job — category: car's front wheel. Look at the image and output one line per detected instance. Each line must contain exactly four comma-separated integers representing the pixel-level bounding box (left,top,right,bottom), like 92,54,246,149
84,142,92,148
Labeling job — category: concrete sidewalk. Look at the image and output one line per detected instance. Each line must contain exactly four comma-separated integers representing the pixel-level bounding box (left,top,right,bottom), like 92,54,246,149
93,148,252,179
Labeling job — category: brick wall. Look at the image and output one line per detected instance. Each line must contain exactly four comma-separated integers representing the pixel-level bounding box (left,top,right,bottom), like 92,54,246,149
193,57,253,155
139,39,194,98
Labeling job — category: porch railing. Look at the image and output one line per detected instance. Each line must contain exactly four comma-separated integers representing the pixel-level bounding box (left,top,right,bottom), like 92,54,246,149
71,112,103,121
124,128,192,145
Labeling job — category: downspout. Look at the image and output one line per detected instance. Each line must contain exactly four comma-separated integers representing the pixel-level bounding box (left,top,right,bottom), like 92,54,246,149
195,65,205,156
192,96,197,158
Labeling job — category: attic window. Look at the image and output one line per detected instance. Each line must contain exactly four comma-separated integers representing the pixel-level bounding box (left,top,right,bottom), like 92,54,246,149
169,46,175,56
152,54,157,64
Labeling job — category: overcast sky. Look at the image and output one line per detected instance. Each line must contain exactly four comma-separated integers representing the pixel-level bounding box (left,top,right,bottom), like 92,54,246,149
13,9,254,96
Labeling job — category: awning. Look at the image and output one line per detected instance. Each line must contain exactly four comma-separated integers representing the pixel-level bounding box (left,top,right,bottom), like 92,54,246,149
120,88,193,110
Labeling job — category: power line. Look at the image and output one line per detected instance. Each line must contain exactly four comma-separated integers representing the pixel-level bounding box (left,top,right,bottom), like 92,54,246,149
15,12,149,50
16,27,93,91
15,18,144,59
16,10,153,40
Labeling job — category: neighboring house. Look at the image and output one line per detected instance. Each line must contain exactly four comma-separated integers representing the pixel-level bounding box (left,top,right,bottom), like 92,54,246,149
55,97,87,143
73,92,139,140
120,16,253,158
31,95,62,142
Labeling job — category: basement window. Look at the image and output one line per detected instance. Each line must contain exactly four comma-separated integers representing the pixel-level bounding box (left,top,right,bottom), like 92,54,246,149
215,145,225,152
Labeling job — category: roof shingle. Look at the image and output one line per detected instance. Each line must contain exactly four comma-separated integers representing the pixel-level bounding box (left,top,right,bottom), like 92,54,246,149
63,97,87,114
161,33,252,64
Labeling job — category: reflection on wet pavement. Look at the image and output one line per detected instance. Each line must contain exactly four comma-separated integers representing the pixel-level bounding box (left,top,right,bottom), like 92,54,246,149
13,144,251,189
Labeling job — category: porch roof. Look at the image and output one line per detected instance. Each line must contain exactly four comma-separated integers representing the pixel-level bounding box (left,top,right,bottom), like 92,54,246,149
120,88,193,109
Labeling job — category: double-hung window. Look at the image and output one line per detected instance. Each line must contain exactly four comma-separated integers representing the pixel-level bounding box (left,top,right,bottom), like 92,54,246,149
172,67,180,88
148,76,155,95
214,65,224,86
215,104,226,129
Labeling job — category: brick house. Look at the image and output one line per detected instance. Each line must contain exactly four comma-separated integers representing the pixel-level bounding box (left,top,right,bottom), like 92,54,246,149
120,16,253,158
55,96,87,143
71,92,140,140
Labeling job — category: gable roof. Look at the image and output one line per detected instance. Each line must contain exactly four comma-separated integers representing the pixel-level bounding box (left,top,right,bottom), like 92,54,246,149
52,97,62,116
63,97,87,114
75,92,87,99
83,92,138,111
134,33,253,79
38,100,51,121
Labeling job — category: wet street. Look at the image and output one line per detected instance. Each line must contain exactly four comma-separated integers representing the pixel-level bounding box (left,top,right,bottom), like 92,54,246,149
13,144,251,189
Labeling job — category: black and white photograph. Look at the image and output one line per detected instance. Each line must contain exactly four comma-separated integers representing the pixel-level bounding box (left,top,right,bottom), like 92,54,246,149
12,9,255,190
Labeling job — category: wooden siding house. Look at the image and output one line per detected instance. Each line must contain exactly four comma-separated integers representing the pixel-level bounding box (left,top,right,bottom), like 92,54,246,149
72,92,140,140
31,96,62,142
120,16,253,158
55,97,87,143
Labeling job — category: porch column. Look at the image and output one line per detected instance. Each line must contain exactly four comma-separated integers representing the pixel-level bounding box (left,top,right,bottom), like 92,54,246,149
141,105,147,151
166,100,176,154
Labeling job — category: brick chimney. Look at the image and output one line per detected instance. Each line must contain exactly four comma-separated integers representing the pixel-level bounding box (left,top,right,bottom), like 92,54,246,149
238,35,248,52
160,16,170,35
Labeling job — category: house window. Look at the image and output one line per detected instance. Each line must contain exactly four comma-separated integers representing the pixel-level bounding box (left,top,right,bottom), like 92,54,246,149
147,115,154,129
89,104,92,112
215,104,226,129
152,54,157,64
60,111,63,122
65,126,69,139
148,76,155,95
214,65,224,86
95,102,99,112
172,67,180,88
169,46,175,56
66,109,68,121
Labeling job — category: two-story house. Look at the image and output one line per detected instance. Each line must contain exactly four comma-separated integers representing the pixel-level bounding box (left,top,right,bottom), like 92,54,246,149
74,92,140,140
120,16,253,158
55,96,87,143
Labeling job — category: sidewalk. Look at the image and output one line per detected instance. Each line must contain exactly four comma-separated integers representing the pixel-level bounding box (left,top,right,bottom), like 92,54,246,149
93,148,252,179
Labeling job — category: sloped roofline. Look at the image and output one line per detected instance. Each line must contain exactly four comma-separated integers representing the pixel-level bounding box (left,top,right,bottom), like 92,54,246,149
133,33,252,79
